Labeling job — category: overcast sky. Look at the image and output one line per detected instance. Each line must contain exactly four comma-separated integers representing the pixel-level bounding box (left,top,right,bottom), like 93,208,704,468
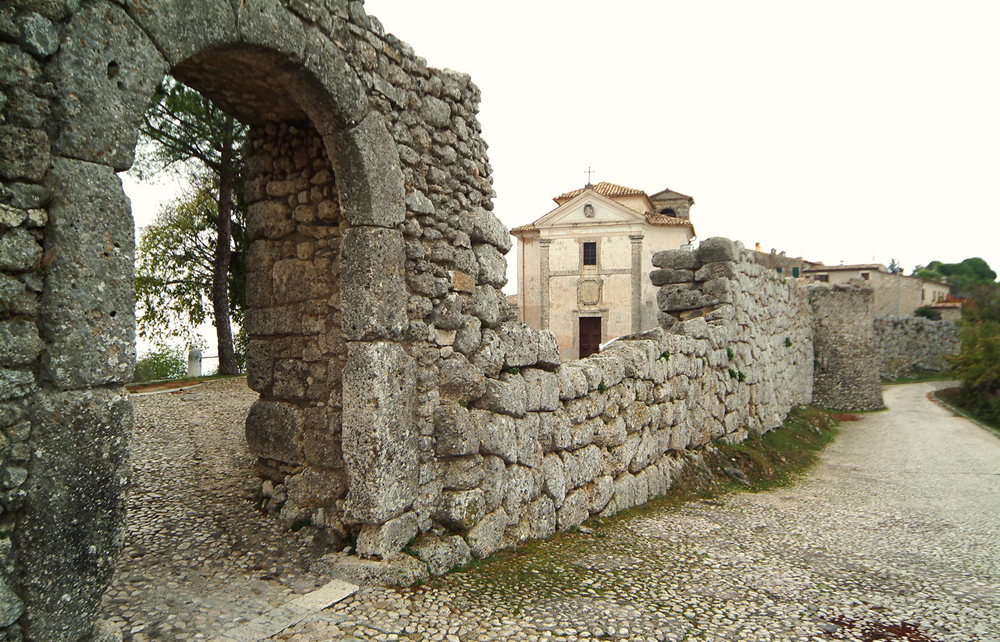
363,0,1000,279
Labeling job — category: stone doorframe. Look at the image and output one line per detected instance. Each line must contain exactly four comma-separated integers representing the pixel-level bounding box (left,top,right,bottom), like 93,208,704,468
12,3,412,639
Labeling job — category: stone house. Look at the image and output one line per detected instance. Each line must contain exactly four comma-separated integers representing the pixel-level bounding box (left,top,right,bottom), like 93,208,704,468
511,182,695,360
802,264,950,316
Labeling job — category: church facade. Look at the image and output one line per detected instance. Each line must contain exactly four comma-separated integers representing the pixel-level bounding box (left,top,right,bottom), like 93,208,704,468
511,182,696,360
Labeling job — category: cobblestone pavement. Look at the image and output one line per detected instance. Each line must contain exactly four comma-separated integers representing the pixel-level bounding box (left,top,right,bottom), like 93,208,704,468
105,380,1000,641
101,379,334,641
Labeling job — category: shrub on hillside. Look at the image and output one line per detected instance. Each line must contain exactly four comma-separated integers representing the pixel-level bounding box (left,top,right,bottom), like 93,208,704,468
133,345,186,383
914,306,941,320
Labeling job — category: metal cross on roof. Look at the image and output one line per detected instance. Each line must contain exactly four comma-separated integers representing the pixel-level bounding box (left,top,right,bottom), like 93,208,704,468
584,166,596,187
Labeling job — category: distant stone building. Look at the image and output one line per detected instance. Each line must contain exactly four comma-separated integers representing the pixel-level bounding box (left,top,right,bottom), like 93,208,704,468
750,244,823,278
802,264,950,316
511,182,695,360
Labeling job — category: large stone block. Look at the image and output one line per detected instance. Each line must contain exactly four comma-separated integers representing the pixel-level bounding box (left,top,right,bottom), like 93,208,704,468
433,404,480,457
0,319,42,367
409,533,471,576
245,399,304,464
333,113,405,228
651,248,699,270
49,3,167,170
0,125,49,181
473,243,507,288
469,207,512,254
498,321,538,369
122,0,238,66
40,159,135,389
0,227,42,272
695,237,738,264
16,388,131,642
465,508,509,559
342,341,418,523
340,226,406,340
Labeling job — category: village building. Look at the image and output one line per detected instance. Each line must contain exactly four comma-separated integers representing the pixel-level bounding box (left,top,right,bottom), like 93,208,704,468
802,264,951,316
511,182,696,360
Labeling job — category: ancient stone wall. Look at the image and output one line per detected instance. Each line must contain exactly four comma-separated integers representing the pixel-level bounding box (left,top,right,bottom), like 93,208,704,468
357,237,815,576
810,285,885,411
874,316,959,379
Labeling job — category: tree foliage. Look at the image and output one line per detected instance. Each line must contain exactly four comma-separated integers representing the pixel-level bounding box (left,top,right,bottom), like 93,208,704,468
135,78,248,374
913,257,997,296
135,181,218,341
133,344,187,383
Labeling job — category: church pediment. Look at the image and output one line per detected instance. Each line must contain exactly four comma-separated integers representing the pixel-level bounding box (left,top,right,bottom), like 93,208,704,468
533,190,647,230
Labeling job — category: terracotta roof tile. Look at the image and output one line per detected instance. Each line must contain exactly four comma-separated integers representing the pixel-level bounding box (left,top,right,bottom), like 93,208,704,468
509,224,537,235
645,213,693,227
555,181,647,201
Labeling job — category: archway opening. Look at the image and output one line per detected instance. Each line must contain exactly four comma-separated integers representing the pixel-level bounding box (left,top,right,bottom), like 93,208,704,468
108,44,352,639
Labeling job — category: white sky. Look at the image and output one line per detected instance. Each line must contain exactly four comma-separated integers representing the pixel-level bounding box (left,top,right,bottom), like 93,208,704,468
124,0,1000,352
365,0,1000,277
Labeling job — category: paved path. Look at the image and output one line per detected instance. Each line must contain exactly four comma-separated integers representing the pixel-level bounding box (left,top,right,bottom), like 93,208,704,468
104,381,1000,641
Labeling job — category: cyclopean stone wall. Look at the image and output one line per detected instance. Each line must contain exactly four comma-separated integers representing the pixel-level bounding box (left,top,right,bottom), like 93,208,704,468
332,237,815,578
873,316,960,379
810,285,885,411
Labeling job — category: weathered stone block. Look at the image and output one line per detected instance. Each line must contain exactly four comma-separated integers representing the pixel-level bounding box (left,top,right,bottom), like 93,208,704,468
695,261,738,282
409,533,471,576
333,113,405,227
356,512,418,558
649,268,694,286
342,341,417,523
523,369,559,412
49,3,167,170
479,376,526,418
499,321,538,369
0,227,41,272
341,227,406,340
433,404,480,457
17,388,131,642
651,248,699,270
0,369,33,402
122,0,238,66
436,489,486,530
245,399,304,464
695,237,738,264
0,319,42,367
477,410,516,463
465,508,509,559
469,207,512,254
40,159,135,388
0,125,49,181
474,243,507,288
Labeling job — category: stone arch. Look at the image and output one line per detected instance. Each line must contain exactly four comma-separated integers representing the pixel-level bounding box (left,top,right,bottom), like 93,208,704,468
9,2,413,639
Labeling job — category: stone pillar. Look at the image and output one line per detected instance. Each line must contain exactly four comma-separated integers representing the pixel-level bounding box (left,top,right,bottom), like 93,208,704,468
629,234,644,333
810,285,884,411
187,348,202,378
539,238,552,331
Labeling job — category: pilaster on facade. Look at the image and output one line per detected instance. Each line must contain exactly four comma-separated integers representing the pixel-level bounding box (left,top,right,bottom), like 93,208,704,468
540,238,553,330
630,234,644,333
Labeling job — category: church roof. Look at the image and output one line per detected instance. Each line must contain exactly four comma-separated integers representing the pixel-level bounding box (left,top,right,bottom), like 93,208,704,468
510,223,537,235
555,182,647,202
645,213,694,227
649,187,694,203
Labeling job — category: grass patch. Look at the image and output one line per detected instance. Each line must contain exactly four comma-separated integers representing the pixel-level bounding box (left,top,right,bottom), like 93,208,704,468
882,369,954,385
935,386,1000,435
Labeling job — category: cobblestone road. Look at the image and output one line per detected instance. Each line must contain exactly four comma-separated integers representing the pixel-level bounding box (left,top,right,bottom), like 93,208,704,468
103,380,1000,642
